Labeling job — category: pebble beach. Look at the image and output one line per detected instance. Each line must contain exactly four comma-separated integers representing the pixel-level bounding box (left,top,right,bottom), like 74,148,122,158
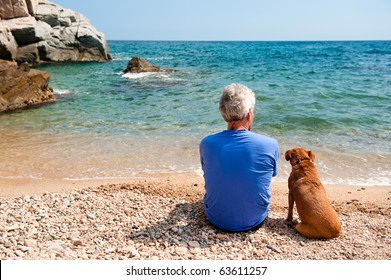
1,174,390,260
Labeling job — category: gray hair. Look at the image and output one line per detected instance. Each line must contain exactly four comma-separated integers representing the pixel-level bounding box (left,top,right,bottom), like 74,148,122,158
219,83,256,122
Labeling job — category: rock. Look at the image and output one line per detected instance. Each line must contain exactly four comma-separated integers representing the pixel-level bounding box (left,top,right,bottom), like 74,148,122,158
170,226,179,233
121,246,139,258
188,241,200,248
0,59,55,112
19,246,29,252
216,233,229,240
15,250,25,257
86,246,98,254
45,241,64,253
0,0,30,19
267,244,280,253
6,224,20,231
73,240,83,247
123,57,172,73
0,24,18,60
190,247,201,254
104,247,116,254
0,0,110,64
86,213,95,219
68,232,80,241
24,239,37,247
175,246,188,255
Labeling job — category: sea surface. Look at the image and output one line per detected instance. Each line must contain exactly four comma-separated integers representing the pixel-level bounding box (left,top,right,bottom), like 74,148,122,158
1,41,390,186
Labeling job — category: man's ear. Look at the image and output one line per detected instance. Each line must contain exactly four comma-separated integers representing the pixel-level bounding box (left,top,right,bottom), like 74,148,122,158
246,108,253,120
285,150,292,161
307,150,315,161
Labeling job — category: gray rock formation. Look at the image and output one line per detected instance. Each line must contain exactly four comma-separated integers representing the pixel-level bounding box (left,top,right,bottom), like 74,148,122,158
0,0,110,65
0,59,55,112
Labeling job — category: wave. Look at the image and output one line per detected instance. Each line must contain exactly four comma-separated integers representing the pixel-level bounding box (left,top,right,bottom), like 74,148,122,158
110,57,126,61
146,56,174,61
109,56,174,62
121,72,160,80
272,174,391,187
54,89,75,95
121,71,184,83
365,49,391,55
276,161,391,187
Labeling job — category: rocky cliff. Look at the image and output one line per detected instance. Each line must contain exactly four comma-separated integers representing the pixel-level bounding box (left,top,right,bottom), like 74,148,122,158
0,0,111,65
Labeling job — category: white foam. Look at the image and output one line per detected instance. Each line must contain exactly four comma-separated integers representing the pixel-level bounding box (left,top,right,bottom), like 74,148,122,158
121,72,158,80
54,89,74,95
0,175,42,180
121,72,184,83
110,57,125,61
146,56,174,61
62,175,136,181
276,159,391,186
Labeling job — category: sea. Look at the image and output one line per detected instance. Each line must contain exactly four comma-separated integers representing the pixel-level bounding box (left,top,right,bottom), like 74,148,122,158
1,41,390,186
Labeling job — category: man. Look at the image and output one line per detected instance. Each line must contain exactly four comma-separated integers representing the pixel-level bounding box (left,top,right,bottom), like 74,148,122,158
199,83,279,232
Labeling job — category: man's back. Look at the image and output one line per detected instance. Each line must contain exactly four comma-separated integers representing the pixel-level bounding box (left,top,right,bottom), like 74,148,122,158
200,129,279,232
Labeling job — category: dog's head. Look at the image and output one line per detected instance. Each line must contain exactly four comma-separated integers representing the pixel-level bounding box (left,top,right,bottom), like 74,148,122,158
285,148,315,166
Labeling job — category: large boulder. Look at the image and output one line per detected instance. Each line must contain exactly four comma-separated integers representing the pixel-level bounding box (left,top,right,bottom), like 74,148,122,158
124,57,172,73
0,0,111,64
0,0,30,19
0,59,55,112
0,23,18,60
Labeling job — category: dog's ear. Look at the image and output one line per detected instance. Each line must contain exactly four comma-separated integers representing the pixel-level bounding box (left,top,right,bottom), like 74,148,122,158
307,150,315,161
285,150,293,161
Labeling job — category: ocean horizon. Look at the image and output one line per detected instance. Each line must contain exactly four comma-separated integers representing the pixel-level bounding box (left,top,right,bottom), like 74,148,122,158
1,40,390,186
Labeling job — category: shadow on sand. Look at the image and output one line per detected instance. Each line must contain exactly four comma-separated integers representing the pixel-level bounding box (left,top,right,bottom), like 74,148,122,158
126,200,310,252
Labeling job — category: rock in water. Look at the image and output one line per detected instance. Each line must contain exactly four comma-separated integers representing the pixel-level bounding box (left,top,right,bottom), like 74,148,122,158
0,59,55,112
0,0,111,65
124,57,171,73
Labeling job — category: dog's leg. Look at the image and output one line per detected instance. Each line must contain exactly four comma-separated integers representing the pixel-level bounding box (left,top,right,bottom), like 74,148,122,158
287,190,294,222
295,223,321,239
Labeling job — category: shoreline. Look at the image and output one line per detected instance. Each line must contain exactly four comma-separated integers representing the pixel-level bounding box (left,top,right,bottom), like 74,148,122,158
1,174,390,213
1,173,390,260
0,173,390,205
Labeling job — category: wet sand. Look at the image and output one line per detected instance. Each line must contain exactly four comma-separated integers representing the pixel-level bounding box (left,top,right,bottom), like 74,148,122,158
1,173,390,211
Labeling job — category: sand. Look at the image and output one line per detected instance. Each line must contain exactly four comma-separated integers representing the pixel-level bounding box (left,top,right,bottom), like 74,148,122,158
0,173,390,260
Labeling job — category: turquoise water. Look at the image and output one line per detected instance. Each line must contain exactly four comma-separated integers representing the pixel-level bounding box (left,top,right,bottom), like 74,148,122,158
1,41,390,185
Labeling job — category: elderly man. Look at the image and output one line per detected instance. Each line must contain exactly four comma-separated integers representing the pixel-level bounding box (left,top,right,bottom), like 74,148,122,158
200,83,279,232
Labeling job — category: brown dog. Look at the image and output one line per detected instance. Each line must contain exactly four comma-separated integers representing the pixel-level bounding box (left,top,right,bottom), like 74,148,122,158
285,148,342,238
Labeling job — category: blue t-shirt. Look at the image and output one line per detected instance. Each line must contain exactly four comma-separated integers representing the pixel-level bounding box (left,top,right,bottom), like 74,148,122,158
199,129,279,232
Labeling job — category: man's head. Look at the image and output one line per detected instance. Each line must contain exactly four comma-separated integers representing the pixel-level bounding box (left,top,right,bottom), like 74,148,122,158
219,83,256,123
